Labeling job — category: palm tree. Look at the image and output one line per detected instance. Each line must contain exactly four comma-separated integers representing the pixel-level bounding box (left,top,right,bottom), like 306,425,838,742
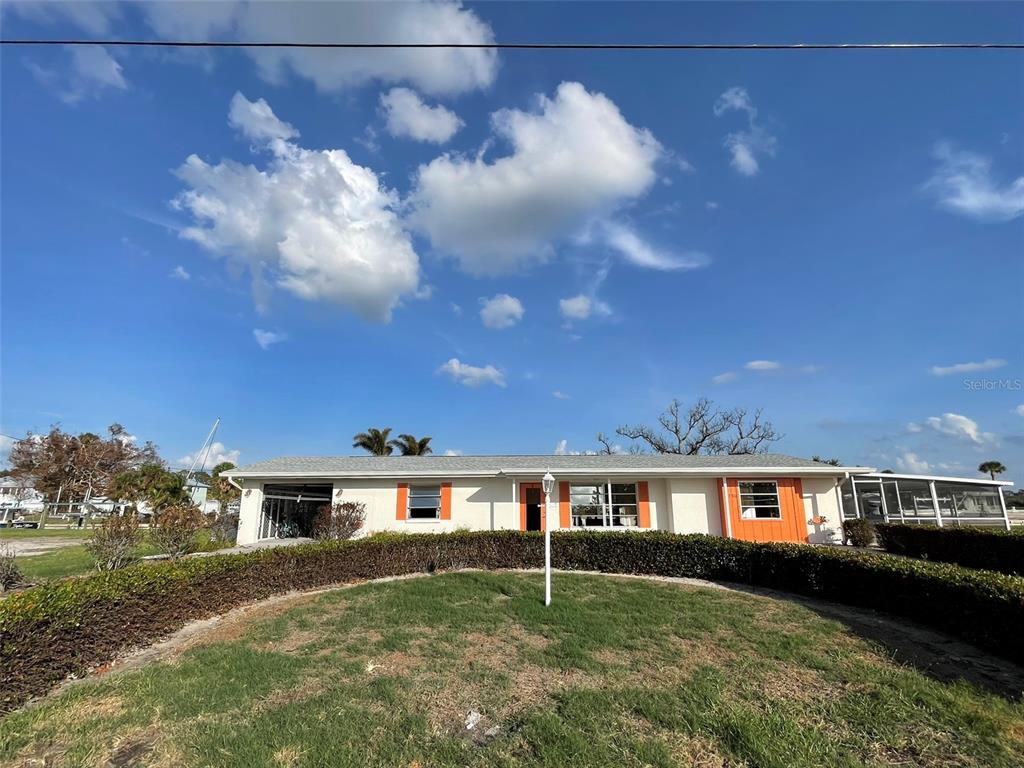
389,434,433,456
352,428,394,456
978,461,1007,480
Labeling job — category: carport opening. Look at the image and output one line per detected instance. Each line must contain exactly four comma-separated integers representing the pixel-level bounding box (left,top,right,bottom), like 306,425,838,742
260,484,333,539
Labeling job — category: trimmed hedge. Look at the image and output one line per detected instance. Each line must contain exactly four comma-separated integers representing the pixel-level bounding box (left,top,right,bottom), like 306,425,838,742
876,523,1024,576
3,530,1023,713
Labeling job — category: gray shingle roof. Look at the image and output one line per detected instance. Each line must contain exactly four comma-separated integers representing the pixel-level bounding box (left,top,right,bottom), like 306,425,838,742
226,453,868,477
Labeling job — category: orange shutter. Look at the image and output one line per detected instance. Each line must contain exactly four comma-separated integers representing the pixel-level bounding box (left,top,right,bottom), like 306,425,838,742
440,482,452,520
559,481,571,528
395,483,409,521
637,481,651,528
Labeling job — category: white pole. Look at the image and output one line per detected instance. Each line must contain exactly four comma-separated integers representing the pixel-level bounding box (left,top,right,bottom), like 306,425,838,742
544,485,552,606
998,486,1011,531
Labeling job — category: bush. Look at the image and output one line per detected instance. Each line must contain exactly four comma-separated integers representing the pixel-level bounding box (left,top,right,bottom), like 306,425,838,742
2,531,1023,713
84,514,141,571
842,518,875,547
312,502,366,541
149,505,205,558
206,511,239,548
876,523,1024,575
0,542,22,591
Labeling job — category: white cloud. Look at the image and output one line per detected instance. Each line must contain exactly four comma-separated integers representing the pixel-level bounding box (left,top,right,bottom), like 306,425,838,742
173,93,421,322
228,91,299,144
13,2,496,94
410,82,663,274
552,390,571,400
1016,404,1024,417
745,360,781,371
593,221,710,271
253,328,287,350
170,265,191,281
28,45,127,105
559,294,612,321
144,2,497,96
924,413,995,446
928,357,1007,376
444,449,464,456
177,441,241,470
478,294,525,329
712,372,737,384
896,451,931,474
713,87,777,176
6,1,119,35
449,302,463,315
706,201,719,210
553,439,596,456
925,143,1024,221
906,422,923,433
0,434,15,465
380,88,463,144
438,358,506,388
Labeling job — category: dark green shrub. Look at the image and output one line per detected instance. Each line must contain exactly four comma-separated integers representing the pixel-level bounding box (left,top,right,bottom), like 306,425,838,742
876,523,1024,576
843,518,875,547
2,531,1022,713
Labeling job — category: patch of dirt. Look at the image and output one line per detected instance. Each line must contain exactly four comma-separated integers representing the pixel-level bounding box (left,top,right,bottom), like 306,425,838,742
621,714,732,768
105,728,158,767
4,536,85,557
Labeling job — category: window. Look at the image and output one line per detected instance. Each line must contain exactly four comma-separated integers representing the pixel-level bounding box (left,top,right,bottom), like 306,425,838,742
408,485,441,520
570,482,638,528
738,481,781,519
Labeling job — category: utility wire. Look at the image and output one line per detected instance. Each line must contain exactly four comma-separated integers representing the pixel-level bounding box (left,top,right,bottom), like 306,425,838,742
0,40,1021,50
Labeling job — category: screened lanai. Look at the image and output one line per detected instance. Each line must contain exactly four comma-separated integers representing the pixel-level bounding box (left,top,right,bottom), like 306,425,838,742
840,473,1012,529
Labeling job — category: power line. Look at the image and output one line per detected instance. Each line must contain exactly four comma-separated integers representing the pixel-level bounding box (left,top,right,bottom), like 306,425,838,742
0,39,1021,50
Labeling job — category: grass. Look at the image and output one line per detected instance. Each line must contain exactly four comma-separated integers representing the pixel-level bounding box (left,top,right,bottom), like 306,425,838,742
15,545,96,582
0,528,94,539
2,572,1022,767
6,530,230,583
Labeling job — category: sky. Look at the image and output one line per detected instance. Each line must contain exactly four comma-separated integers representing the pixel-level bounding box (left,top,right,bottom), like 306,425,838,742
1,1,1022,484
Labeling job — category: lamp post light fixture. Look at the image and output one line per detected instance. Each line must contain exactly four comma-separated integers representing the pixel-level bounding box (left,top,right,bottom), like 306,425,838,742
541,470,555,606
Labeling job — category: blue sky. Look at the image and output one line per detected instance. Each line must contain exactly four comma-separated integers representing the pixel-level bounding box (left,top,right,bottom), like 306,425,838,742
1,1,1022,483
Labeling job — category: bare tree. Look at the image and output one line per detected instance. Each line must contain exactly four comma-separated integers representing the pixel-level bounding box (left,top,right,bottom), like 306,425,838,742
8,424,161,505
615,398,781,455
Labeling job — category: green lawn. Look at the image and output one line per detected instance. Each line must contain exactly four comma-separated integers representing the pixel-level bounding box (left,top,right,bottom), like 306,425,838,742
0,527,94,539
2,572,1022,767
7,530,229,583
14,545,96,581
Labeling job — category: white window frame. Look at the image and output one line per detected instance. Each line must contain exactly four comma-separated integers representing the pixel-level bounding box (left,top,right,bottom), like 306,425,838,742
569,480,639,529
737,480,782,521
407,484,442,521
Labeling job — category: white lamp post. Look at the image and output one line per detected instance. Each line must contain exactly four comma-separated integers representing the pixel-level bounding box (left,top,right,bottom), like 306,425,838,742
541,470,555,606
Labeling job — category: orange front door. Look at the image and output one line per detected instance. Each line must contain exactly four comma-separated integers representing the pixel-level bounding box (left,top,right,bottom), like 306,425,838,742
519,482,546,531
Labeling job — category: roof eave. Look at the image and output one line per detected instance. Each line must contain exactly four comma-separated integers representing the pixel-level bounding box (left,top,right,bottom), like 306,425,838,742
223,466,876,481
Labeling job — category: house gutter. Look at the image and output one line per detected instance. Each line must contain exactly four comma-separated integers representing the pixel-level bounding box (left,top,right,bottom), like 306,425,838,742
222,466,876,482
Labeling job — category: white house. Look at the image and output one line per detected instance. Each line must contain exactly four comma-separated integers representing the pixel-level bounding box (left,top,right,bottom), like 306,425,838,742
225,454,883,546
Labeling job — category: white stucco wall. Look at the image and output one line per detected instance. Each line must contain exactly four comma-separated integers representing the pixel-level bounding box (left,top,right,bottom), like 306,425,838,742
237,484,264,545
666,478,722,536
800,476,844,545
235,474,844,545
333,477,520,534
